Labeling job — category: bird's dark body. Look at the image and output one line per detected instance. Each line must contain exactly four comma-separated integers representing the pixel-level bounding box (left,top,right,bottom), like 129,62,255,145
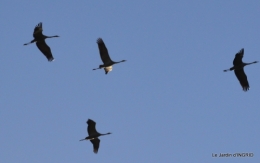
224,48,258,91
24,22,59,61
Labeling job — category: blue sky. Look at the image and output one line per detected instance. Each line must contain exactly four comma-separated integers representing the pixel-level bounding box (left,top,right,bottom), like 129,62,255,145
1,0,260,162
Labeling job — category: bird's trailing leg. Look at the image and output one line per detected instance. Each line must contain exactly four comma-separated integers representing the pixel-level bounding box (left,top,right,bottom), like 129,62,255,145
223,69,230,72
24,39,36,45
93,67,102,70
223,67,234,72
93,65,104,71
80,137,96,141
79,138,86,141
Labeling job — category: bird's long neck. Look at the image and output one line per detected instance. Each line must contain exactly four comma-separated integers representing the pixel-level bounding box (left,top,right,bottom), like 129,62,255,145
245,61,258,65
101,132,111,136
114,60,125,64
45,35,58,38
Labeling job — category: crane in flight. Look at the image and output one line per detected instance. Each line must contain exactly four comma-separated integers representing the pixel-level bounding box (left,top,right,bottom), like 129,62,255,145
93,38,126,74
80,119,111,153
24,22,59,61
223,48,258,91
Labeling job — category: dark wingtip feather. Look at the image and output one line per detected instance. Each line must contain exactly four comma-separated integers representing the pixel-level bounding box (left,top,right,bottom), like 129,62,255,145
87,119,95,125
236,48,244,56
243,87,249,92
35,22,42,27
48,57,54,62
97,38,103,43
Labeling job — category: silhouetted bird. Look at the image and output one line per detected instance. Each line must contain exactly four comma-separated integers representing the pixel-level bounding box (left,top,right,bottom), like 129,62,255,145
24,22,59,61
93,38,126,74
224,48,258,91
80,119,111,153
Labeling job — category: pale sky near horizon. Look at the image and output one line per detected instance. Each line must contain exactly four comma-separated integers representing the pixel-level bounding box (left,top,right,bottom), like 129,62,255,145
1,1,260,163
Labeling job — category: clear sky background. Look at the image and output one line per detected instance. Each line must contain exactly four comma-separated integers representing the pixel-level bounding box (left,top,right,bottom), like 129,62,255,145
1,0,260,163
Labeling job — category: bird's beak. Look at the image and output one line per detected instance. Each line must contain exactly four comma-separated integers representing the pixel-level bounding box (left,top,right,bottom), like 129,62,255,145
79,138,85,141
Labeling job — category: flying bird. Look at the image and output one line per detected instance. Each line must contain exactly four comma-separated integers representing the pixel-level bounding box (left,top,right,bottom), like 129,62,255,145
223,48,258,91
80,119,111,154
93,38,126,74
24,22,59,61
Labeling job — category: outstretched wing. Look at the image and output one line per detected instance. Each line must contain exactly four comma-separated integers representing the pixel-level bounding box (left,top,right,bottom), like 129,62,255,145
33,22,43,38
233,48,244,66
87,119,99,135
90,138,100,154
36,40,54,61
234,69,249,91
97,38,112,64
